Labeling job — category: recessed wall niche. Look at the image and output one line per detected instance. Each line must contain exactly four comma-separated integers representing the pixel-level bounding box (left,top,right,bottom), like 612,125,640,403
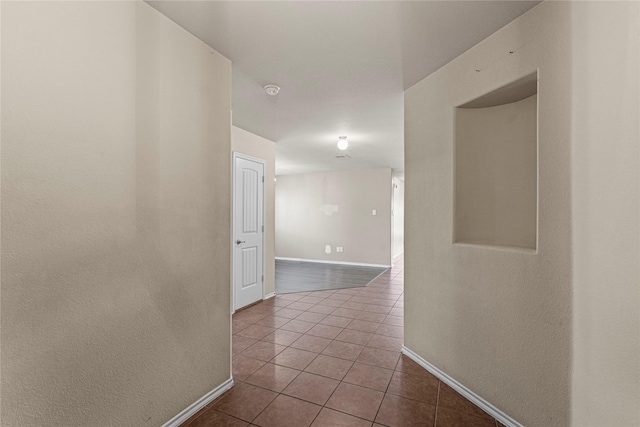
454,72,538,251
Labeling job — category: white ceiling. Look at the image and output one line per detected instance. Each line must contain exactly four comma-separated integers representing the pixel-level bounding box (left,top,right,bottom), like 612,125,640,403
147,1,539,176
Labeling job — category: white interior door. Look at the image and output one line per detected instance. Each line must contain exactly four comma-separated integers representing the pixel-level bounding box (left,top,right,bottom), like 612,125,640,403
233,154,265,311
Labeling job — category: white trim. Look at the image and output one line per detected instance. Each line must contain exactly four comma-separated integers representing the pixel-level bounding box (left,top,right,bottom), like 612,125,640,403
233,151,267,165
275,257,391,269
232,152,267,311
263,292,276,300
161,378,234,427
392,252,404,263
401,346,524,427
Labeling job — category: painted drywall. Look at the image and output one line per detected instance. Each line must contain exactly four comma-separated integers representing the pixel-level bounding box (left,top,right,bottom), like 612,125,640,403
570,2,639,426
455,94,537,249
405,2,573,425
405,2,640,426
232,126,276,296
276,169,392,266
1,2,231,426
392,175,405,259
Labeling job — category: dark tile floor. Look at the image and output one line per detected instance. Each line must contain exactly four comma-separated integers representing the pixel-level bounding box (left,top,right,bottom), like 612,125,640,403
184,256,503,427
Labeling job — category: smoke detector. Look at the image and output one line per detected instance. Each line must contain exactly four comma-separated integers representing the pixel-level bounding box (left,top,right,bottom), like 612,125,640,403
264,85,280,96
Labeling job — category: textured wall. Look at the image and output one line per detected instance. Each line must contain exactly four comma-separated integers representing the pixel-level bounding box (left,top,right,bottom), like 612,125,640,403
232,126,277,296
570,2,640,426
276,169,392,266
392,176,404,259
455,94,537,249
1,2,231,426
405,2,640,425
405,2,572,425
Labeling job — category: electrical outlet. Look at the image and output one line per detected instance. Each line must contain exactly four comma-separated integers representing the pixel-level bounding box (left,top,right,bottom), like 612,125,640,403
372,209,377,215
336,247,343,253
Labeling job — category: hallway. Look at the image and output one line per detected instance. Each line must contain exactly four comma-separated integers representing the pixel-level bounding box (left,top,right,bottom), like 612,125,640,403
184,257,503,426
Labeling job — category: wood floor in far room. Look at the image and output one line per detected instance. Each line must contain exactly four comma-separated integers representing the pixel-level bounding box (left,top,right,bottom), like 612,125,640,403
275,260,387,294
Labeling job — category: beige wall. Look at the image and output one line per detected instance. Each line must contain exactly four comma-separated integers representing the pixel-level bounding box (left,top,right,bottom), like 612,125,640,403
232,126,276,296
392,175,404,259
405,2,573,425
570,2,639,426
1,2,231,426
455,94,537,250
405,2,639,426
276,169,392,266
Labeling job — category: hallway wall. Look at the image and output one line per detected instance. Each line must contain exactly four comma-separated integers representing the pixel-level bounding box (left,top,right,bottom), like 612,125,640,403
406,2,568,425
392,175,404,259
1,2,231,426
405,2,639,426
570,2,639,425
276,169,393,266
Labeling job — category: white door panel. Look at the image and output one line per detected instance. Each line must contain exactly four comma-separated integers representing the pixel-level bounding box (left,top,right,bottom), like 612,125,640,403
233,154,264,310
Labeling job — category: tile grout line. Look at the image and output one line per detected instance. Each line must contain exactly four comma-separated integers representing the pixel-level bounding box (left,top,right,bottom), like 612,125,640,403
247,387,280,425
434,380,441,427
370,348,398,426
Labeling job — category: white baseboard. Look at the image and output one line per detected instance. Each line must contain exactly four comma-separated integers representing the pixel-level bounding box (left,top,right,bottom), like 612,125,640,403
401,346,523,427
161,378,234,427
263,292,276,300
393,252,404,263
275,257,391,269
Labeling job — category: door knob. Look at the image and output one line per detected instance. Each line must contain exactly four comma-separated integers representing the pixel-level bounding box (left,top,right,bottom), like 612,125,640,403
236,240,245,245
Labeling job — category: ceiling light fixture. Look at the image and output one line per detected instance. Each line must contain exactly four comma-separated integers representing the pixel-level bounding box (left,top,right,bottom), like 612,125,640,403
337,136,349,150
264,84,280,96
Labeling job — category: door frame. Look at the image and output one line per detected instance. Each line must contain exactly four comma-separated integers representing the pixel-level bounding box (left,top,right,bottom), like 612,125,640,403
231,152,266,313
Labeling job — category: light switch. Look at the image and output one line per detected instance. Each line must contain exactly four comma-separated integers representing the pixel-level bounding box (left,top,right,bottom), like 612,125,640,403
372,210,377,215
